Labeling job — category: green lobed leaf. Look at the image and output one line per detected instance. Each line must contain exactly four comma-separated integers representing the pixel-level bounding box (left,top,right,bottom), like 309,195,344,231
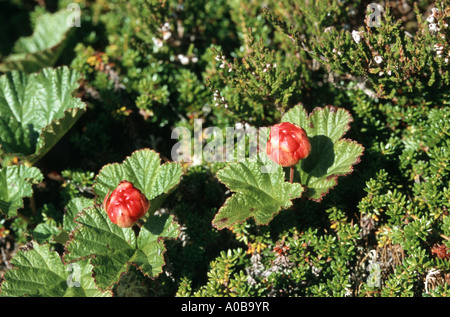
31,196,94,244
0,66,86,164
212,153,303,229
93,148,183,210
63,197,94,234
282,104,364,201
0,10,78,73
134,212,181,276
0,241,111,297
63,205,179,290
0,165,43,218
63,149,182,290
31,222,61,244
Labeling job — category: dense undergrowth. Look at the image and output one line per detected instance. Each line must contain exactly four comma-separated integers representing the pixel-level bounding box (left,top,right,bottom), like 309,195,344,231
0,0,449,297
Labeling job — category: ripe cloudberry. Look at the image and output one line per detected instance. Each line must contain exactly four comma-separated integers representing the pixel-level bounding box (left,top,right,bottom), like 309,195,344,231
103,181,150,228
266,122,311,167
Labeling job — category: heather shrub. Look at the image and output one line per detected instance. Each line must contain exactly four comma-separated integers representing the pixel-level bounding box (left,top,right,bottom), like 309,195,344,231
0,0,448,297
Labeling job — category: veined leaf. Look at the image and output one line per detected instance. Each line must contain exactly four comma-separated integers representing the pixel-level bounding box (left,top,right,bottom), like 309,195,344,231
0,10,78,73
134,212,181,277
0,165,43,218
0,66,86,164
31,197,93,244
63,149,182,290
282,104,364,201
0,242,111,297
212,153,303,229
63,205,179,290
93,148,183,213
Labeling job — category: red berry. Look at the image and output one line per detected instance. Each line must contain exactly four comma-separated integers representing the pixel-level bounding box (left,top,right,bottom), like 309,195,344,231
103,181,150,228
266,122,311,167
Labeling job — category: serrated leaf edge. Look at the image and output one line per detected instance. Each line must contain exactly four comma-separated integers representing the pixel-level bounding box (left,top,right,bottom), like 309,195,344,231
305,138,364,202
212,162,303,229
0,66,87,164
0,10,78,73
0,240,113,297
91,148,183,203
62,203,181,290
0,165,44,219
284,104,364,202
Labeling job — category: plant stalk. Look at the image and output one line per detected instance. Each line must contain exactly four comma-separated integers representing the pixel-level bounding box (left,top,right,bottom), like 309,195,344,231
290,166,294,183
30,195,37,216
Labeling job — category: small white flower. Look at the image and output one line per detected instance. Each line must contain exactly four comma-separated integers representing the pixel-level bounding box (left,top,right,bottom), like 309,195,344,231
178,54,189,65
387,70,392,75
429,23,437,31
374,55,383,64
427,15,435,23
215,55,221,61
379,71,384,76
152,37,163,48
228,67,232,72
162,30,172,41
352,30,363,43
191,56,198,63
219,63,225,69
445,57,449,63
434,43,444,57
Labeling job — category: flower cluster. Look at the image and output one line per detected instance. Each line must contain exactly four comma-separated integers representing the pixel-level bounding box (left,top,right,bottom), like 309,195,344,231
152,22,172,49
215,54,233,72
426,7,449,62
212,89,228,108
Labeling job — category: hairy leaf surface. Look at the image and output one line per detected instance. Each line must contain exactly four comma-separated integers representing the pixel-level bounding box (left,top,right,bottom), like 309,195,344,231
0,10,77,73
212,153,303,229
282,104,364,201
0,165,43,218
0,242,111,297
0,66,86,164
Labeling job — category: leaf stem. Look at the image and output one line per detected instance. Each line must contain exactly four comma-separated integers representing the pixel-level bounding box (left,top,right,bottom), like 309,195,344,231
29,195,37,216
290,166,294,183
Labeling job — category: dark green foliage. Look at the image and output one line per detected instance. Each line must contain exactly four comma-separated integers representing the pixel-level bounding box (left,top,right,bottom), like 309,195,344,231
0,0,449,297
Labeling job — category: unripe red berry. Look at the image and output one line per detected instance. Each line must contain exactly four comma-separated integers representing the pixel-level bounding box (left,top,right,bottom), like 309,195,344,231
103,181,150,228
266,122,311,167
